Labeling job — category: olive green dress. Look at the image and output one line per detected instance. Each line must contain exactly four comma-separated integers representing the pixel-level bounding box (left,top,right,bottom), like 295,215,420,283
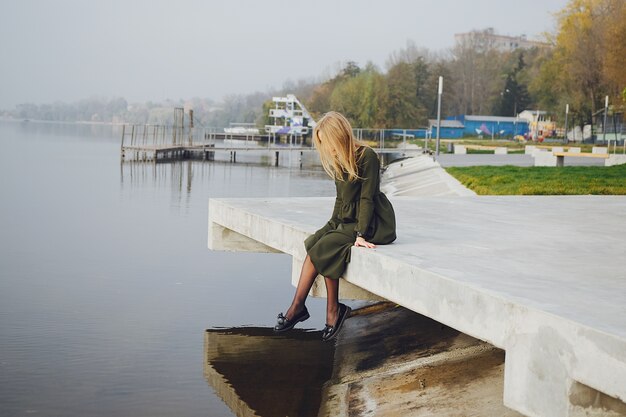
304,146,397,279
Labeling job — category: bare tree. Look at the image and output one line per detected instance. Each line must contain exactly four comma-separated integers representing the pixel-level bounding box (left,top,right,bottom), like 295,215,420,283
449,29,505,115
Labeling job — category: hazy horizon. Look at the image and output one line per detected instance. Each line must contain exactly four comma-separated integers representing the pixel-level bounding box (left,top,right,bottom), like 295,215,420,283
1,0,568,109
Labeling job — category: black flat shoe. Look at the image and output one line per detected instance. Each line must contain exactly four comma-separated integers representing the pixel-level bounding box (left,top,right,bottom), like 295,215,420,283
322,303,351,342
274,306,310,333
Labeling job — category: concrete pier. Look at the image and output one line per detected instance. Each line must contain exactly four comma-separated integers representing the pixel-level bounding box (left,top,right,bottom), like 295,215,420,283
208,195,626,417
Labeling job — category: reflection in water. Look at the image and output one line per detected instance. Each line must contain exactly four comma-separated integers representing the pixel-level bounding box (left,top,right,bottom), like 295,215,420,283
121,160,194,191
120,160,196,209
119,159,331,216
204,328,334,417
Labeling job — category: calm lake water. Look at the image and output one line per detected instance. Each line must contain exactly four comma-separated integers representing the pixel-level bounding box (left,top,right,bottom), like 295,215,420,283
0,121,335,416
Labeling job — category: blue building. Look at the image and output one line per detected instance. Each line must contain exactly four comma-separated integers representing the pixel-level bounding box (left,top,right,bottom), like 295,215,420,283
448,115,529,137
428,119,465,139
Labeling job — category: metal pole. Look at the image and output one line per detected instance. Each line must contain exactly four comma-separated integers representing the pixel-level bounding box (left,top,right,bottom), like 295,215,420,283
403,129,406,153
603,95,609,144
435,76,443,158
535,110,539,141
613,109,619,155
564,104,569,144
189,109,194,146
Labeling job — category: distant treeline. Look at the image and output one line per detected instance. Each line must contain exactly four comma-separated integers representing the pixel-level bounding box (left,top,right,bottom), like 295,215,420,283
2,95,273,128
4,0,625,130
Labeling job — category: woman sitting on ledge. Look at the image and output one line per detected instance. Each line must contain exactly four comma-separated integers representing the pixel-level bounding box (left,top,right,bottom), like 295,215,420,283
274,111,396,341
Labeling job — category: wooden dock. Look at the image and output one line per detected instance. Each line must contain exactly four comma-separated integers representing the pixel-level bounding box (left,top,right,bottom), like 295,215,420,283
120,124,427,165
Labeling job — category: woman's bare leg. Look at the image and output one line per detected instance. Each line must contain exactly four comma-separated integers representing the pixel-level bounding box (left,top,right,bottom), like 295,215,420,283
285,254,318,320
324,277,339,326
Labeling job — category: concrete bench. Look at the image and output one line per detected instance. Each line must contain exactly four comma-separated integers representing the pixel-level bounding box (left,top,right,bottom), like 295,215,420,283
208,196,626,417
534,151,609,166
455,145,508,155
553,151,608,167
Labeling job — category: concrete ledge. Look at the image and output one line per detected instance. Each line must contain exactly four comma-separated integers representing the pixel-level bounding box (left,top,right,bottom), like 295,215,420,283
381,155,476,197
533,150,557,166
208,196,626,417
525,145,536,155
495,147,508,154
606,154,626,167
593,147,608,154
208,198,383,301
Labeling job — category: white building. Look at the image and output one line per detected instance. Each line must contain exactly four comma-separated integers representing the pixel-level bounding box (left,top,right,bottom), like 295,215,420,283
454,28,549,52
265,94,316,136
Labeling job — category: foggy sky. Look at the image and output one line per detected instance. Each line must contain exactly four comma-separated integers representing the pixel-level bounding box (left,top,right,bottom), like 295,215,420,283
0,0,568,108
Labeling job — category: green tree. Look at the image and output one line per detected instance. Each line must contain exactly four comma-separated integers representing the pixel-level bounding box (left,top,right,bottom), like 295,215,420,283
532,0,626,130
307,61,362,118
329,64,386,128
493,52,531,116
383,61,422,127
603,0,626,104
341,61,361,78
412,56,433,122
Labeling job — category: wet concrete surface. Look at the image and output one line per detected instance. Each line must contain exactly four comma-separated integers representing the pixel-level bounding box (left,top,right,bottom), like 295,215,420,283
319,303,524,417
203,304,525,416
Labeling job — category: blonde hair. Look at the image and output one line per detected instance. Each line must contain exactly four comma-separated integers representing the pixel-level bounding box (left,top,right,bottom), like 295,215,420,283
313,111,367,182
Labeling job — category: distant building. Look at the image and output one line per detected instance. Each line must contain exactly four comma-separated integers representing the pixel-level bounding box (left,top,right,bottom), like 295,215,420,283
428,119,465,139
265,94,315,136
454,28,549,52
448,115,529,137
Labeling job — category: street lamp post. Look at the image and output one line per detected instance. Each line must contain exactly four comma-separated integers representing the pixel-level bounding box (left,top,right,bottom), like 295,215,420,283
564,104,569,144
603,96,609,144
435,76,443,159
535,110,540,141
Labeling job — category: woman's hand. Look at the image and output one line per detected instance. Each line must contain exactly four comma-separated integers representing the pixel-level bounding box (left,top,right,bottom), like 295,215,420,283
354,236,376,248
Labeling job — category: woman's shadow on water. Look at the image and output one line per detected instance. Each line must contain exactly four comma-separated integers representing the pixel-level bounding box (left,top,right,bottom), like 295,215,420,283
204,327,334,417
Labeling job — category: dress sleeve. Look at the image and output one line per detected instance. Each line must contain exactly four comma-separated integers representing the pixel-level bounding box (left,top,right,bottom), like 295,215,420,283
356,149,380,237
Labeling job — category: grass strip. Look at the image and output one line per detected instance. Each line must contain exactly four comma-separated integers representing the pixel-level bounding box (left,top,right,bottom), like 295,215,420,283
445,165,626,195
